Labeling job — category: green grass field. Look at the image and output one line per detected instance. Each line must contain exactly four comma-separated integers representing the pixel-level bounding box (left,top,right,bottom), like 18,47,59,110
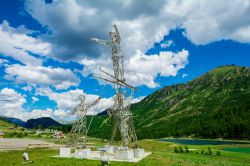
0,139,250,166
223,147,250,154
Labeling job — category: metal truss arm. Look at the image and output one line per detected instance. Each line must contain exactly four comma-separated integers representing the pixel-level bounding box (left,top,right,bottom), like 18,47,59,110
90,38,110,46
98,67,136,90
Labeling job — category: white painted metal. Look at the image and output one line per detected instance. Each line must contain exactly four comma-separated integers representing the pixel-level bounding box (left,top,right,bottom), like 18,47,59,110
91,25,138,147
67,95,101,148
60,148,71,157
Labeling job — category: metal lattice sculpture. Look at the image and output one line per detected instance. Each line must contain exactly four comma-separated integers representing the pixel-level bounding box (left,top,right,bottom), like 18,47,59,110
91,24,137,147
67,94,101,148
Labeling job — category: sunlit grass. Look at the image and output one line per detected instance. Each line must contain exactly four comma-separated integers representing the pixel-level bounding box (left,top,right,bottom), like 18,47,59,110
1,139,250,166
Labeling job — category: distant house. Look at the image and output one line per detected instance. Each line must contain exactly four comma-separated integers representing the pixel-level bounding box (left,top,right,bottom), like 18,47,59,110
52,131,65,139
0,131,4,140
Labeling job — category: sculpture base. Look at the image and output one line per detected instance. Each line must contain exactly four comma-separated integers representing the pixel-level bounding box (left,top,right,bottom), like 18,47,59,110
114,149,134,160
52,147,150,163
59,148,72,158
75,149,91,159
134,148,145,158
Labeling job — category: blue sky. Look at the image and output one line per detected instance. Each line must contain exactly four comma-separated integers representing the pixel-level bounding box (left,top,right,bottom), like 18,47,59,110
0,0,249,121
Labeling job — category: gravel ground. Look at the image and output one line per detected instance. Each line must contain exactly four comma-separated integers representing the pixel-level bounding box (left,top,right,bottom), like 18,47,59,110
0,138,63,151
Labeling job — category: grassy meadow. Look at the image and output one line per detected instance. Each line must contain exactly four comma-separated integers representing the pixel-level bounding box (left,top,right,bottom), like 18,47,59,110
0,139,250,166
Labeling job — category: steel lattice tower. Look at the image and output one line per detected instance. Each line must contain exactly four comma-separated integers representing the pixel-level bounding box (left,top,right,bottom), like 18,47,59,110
91,24,137,147
67,95,101,148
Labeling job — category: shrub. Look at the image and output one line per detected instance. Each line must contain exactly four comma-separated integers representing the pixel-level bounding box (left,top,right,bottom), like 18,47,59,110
174,146,178,153
23,132,28,137
208,147,212,155
201,149,204,154
16,132,24,138
4,132,13,138
184,145,189,153
179,146,184,153
216,150,221,156
10,132,15,137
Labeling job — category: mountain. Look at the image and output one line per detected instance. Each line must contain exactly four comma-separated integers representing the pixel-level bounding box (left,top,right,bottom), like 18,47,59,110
4,117,26,127
0,116,13,129
0,116,61,129
0,116,9,123
25,117,62,128
88,65,250,140
97,109,110,116
0,116,23,131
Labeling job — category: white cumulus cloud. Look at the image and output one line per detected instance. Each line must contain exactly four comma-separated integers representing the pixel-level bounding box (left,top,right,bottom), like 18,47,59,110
36,87,144,117
5,64,80,90
0,88,53,121
0,87,145,121
0,20,50,66
32,96,39,103
24,0,250,60
0,88,26,113
163,0,250,44
82,49,189,88
126,49,189,88
160,40,174,48
36,88,114,115
23,0,250,88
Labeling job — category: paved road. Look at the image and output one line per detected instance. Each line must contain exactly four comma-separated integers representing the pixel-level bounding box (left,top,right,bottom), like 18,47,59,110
0,138,63,151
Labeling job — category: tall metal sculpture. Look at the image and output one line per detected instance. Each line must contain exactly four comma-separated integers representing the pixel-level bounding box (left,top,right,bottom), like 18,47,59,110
91,24,137,147
67,94,101,148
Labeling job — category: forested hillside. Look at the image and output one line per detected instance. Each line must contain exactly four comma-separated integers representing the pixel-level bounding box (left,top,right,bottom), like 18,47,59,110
25,117,62,128
88,65,250,140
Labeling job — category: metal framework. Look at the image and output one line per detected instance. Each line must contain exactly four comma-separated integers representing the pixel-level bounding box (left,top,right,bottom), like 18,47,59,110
91,24,137,147
67,95,101,148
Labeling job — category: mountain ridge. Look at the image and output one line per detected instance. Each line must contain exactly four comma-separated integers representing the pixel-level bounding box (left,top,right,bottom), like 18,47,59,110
0,116,63,129
88,65,250,139
4,117,26,127
25,117,62,128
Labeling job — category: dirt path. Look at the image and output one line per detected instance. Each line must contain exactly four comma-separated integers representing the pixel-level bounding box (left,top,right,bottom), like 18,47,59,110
0,138,63,151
